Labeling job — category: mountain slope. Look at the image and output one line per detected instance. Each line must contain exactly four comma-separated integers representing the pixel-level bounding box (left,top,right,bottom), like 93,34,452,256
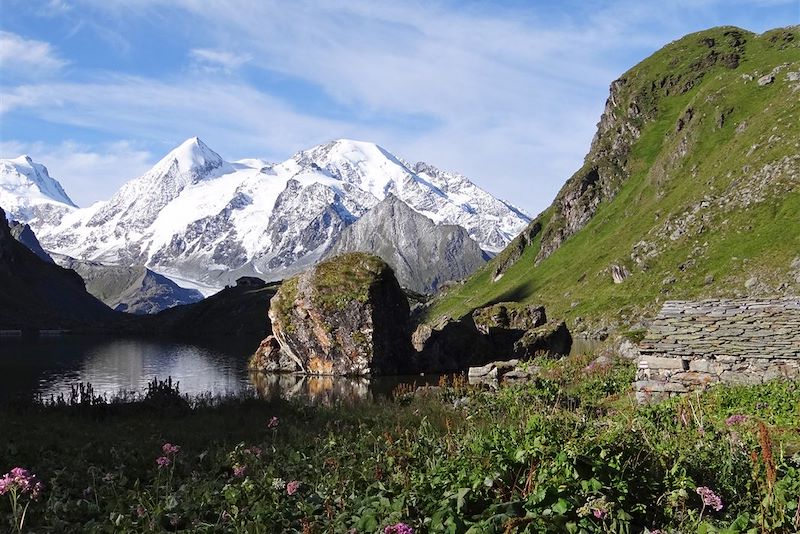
426,26,800,335
51,254,204,314
327,194,486,293
19,138,528,291
0,206,112,329
9,220,54,263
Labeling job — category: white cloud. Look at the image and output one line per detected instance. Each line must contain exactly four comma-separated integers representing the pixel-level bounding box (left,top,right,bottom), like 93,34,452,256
0,139,153,206
0,31,67,78
189,48,251,73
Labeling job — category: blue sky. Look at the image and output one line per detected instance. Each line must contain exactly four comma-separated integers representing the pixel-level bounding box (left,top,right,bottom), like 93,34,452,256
1,0,798,212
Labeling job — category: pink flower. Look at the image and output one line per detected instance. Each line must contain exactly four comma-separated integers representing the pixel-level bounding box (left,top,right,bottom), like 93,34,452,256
286,480,300,495
696,486,723,511
267,416,279,429
593,508,607,519
0,467,44,499
245,446,262,457
725,414,747,426
136,505,147,518
384,523,414,534
233,465,247,478
156,456,171,469
162,443,181,455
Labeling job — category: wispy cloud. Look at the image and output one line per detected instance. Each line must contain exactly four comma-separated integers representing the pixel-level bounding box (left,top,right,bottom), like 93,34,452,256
0,31,68,79
189,48,251,73
2,0,796,210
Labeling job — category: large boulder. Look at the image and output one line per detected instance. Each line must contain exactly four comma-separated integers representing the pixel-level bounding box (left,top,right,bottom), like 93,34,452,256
267,253,413,376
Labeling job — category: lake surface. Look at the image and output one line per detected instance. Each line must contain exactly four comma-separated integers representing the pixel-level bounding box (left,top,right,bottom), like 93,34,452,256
0,336,443,404
0,335,604,404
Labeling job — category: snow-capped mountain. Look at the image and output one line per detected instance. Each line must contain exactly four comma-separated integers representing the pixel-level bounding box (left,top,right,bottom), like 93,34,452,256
0,155,77,226
4,138,530,294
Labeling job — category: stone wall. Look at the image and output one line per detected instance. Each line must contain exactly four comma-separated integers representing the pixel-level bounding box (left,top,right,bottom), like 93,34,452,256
635,298,800,402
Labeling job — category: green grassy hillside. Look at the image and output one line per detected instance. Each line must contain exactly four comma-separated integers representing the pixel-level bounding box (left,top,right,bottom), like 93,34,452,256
426,26,800,335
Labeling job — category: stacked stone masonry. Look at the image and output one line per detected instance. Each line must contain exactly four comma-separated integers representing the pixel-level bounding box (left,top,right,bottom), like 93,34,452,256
635,298,800,402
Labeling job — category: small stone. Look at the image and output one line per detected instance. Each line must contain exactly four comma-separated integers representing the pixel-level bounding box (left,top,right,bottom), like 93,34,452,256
757,74,774,86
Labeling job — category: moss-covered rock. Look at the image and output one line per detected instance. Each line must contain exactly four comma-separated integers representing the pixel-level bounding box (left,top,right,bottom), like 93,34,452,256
266,253,413,376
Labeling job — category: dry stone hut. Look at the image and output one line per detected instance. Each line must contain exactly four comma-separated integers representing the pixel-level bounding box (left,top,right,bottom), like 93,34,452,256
635,298,800,402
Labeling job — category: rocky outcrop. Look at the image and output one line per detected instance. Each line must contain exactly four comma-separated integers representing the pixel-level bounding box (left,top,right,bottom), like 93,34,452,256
327,194,486,294
472,302,547,333
266,253,413,376
414,303,571,372
635,298,800,402
514,320,573,357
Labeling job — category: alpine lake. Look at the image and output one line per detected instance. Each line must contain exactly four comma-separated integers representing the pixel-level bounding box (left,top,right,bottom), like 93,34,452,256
0,335,603,403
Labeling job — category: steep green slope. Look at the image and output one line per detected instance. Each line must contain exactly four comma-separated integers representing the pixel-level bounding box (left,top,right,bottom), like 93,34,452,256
426,26,800,335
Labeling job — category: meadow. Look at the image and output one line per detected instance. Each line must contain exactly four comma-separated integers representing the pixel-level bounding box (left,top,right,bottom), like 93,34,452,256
1,355,798,533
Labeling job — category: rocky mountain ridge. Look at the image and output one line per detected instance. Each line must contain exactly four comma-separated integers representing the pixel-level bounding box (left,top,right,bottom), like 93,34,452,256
1,138,529,295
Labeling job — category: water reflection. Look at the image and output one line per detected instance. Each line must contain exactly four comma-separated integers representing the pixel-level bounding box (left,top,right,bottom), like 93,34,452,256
250,373,372,405
0,336,253,401
0,336,444,405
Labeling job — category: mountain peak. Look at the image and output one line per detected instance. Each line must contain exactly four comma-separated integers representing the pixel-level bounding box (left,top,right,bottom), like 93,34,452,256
0,155,77,209
154,136,224,176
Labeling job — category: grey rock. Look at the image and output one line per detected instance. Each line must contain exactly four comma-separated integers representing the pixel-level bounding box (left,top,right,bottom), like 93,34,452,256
611,263,630,284
757,74,774,86
327,194,486,294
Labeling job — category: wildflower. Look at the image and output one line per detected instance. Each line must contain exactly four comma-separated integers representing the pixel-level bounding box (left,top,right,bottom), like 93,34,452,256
286,480,300,495
272,477,286,490
267,416,279,429
696,486,723,511
136,505,147,518
162,443,181,455
384,523,414,534
0,467,44,499
233,465,247,478
245,446,262,457
593,508,607,519
156,456,171,469
725,414,747,426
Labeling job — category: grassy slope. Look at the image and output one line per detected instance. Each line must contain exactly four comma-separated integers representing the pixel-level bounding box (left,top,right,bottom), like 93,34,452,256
426,27,800,331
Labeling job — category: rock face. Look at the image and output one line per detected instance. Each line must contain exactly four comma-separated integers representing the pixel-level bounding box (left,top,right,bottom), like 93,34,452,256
414,303,571,372
326,194,486,294
249,335,298,373
0,206,112,329
266,253,413,375
51,254,203,314
635,298,800,402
